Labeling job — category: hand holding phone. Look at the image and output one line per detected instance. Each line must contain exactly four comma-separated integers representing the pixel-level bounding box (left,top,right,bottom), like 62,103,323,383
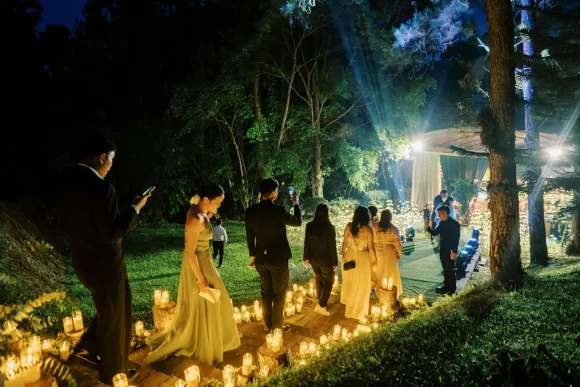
142,186,156,196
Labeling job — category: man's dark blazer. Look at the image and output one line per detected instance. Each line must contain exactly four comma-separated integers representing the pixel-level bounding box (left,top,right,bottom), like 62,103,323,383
57,165,138,284
245,200,302,265
426,218,461,254
431,195,444,221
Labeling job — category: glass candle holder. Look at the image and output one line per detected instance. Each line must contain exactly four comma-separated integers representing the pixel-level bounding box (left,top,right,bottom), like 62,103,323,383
63,317,74,333
72,310,84,331
60,341,70,362
184,365,200,386
135,321,144,337
154,289,161,306
242,353,253,376
112,372,128,387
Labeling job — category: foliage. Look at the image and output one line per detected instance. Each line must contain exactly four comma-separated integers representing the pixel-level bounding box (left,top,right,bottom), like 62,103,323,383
450,179,479,208
262,258,580,386
338,142,379,193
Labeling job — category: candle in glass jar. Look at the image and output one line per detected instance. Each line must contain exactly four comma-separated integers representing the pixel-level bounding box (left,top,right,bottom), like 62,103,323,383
20,346,34,367
372,322,379,329
285,305,292,317
360,316,368,325
299,341,308,355
135,321,144,337
341,328,348,340
234,312,242,324
5,356,18,379
333,324,341,340
243,310,251,322
29,335,42,351
154,289,161,306
308,288,314,297
410,297,416,306
308,342,317,353
63,317,74,333
319,334,328,345
289,304,296,316
60,341,70,361
381,278,388,290
3,321,19,341
174,380,186,387
160,290,170,308
255,308,263,321
271,337,281,352
285,290,293,304
241,304,247,313
387,277,393,291
371,306,381,322
253,300,260,311
234,306,240,313
112,372,128,387
72,310,84,331
301,288,306,297
242,353,253,376
297,296,304,305
266,333,273,349
273,328,283,346
184,365,200,386
418,294,424,303
222,365,235,381
309,282,314,290
42,339,51,351
293,283,298,292
296,303,302,313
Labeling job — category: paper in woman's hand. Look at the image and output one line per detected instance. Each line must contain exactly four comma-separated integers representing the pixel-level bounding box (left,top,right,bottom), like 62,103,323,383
199,288,221,303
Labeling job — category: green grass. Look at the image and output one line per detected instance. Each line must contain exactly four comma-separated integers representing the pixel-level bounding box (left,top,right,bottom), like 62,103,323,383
260,257,580,386
65,221,313,326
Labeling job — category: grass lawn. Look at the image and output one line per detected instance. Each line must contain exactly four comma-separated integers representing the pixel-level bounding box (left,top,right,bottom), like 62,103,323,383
65,221,313,327
261,256,580,386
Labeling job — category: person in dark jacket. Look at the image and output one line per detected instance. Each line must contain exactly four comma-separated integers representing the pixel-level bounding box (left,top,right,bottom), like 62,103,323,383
245,178,302,332
303,203,338,316
425,205,461,295
56,132,151,384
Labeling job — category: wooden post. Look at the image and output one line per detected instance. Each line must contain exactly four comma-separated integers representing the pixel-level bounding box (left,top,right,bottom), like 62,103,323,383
376,286,398,309
257,344,291,372
152,301,176,332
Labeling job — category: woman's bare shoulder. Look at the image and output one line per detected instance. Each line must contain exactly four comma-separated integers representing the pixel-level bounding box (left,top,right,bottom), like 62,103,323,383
186,209,206,231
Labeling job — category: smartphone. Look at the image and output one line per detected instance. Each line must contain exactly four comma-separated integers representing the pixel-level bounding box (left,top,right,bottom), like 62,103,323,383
288,185,295,198
142,186,156,196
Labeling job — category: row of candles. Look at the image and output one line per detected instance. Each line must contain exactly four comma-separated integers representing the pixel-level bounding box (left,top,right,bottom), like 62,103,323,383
62,310,84,334
232,300,263,324
0,327,72,383
153,289,171,308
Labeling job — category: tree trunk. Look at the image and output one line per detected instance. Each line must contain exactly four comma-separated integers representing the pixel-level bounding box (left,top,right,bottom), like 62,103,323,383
521,0,548,265
312,130,323,197
566,189,580,255
252,73,266,185
485,0,524,287
277,63,296,152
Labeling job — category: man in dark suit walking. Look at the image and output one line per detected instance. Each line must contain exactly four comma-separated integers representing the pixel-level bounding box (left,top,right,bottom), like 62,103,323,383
425,205,461,295
57,133,151,384
245,178,302,333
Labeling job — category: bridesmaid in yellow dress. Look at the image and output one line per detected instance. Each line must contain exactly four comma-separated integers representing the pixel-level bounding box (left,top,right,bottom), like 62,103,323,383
340,206,377,321
144,184,240,365
374,209,403,298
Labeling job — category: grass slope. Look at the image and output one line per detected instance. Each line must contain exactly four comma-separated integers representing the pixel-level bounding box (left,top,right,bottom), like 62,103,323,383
261,257,580,386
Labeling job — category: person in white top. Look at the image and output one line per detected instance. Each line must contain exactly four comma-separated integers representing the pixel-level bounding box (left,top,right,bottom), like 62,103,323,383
212,218,228,268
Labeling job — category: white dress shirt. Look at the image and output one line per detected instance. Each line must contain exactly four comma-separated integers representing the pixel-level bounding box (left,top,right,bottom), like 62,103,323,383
212,225,228,243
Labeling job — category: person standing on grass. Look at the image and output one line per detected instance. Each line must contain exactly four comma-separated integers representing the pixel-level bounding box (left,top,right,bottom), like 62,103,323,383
303,203,338,316
56,132,150,385
144,184,240,365
425,205,460,296
245,178,302,333
212,218,228,268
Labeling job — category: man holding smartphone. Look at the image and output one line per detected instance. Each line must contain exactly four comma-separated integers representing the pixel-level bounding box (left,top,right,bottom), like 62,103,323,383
57,132,151,384
245,179,302,333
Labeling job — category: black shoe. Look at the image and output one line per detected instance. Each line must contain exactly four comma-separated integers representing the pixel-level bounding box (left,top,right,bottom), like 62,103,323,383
282,325,290,333
443,289,456,296
74,349,100,366
435,286,448,294
127,369,138,383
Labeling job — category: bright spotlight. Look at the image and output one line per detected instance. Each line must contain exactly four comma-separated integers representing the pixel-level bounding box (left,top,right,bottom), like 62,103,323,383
412,141,424,151
547,147,562,159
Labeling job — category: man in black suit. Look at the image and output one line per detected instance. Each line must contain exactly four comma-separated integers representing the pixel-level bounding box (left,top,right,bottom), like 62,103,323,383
57,133,150,385
431,190,447,223
245,178,302,333
425,205,461,295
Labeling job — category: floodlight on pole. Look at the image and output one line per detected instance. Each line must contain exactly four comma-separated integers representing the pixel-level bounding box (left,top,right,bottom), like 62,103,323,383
547,147,562,159
412,141,424,152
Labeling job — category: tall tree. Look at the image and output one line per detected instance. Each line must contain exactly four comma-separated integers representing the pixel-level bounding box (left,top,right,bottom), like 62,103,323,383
484,0,523,286
518,0,548,265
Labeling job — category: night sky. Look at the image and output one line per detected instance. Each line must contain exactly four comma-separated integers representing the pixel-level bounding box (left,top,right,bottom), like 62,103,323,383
38,0,487,34
39,0,85,29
